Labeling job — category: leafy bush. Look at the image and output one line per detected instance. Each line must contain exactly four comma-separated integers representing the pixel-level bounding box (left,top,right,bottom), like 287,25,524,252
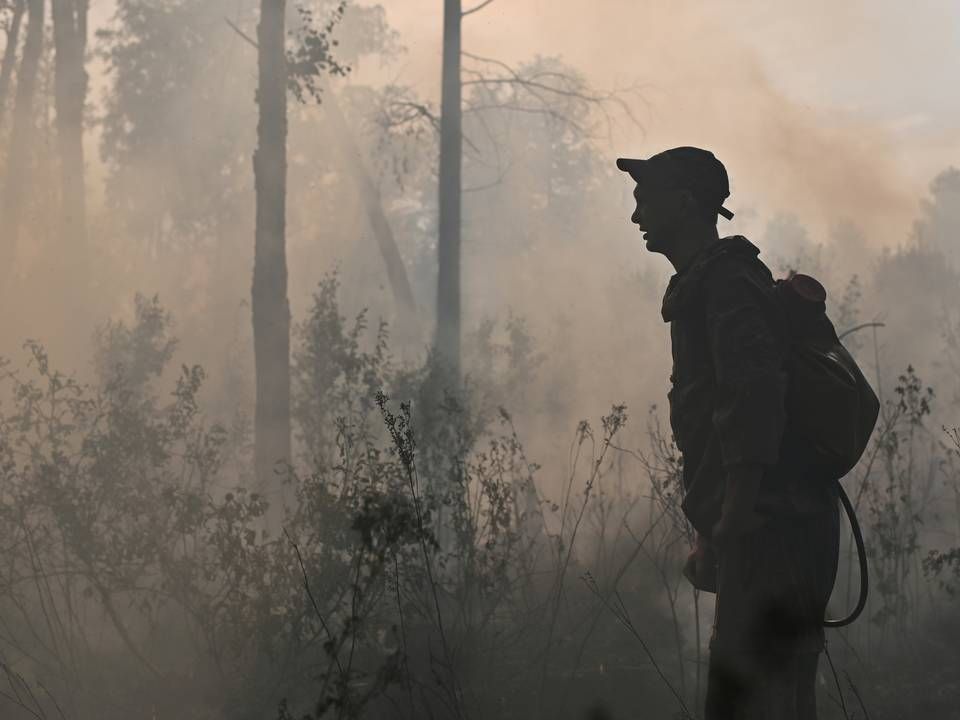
12,283,960,720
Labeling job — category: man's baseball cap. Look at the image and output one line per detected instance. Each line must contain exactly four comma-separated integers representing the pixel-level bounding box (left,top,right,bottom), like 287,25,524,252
616,146,734,220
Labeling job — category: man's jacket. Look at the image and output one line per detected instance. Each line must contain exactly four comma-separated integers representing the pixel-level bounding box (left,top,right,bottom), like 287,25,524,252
662,235,834,537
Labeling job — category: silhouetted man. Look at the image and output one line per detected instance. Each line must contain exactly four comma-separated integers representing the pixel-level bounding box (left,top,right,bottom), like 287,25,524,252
617,147,839,720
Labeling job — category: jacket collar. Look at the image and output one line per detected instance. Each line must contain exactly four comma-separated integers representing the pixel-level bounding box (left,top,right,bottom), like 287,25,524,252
661,235,761,322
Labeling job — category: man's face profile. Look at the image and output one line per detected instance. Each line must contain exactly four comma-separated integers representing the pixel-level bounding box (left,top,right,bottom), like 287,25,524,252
631,181,690,256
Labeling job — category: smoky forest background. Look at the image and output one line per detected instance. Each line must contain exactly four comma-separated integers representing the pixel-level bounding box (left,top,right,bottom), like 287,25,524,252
0,0,959,718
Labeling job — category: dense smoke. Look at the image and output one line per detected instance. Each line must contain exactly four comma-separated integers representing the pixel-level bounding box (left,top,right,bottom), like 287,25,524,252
0,1,959,719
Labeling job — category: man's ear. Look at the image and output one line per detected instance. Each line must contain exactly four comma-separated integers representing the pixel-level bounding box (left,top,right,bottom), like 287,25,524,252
678,188,698,216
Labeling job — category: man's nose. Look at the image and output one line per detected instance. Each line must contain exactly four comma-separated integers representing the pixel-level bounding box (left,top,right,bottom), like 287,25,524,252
631,205,643,225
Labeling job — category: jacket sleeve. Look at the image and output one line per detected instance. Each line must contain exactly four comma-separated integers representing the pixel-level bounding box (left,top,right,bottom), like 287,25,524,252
703,260,788,468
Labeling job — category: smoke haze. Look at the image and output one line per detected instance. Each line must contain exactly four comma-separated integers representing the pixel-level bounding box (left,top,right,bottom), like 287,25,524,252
1,1,959,718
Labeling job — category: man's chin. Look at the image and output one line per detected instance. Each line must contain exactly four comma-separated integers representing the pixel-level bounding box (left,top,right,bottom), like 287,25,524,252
643,235,668,254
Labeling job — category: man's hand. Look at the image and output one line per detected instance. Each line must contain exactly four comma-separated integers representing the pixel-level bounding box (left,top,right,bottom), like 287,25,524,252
682,533,718,593
711,464,767,548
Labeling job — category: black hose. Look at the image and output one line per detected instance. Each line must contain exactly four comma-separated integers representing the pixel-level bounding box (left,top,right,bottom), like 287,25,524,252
823,481,868,628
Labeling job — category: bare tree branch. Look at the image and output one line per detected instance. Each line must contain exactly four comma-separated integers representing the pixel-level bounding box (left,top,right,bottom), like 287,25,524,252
460,50,645,144
461,49,516,75
462,91,507,166
462,76,604,103
461,0,496,18
224,16,257,49
386,99,441,133
378,48,646,202
839,322,886,341
462,158,513,193
381,98,481,155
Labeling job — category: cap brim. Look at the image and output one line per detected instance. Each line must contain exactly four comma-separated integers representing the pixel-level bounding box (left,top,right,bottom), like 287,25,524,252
616,157,647,182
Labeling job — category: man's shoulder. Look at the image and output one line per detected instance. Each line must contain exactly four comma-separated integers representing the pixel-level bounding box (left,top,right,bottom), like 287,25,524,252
699,235,764,273
699,235,773,287
663,236,773,321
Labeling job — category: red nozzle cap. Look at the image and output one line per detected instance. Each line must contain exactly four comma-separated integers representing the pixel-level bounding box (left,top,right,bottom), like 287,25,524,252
787,274,826,303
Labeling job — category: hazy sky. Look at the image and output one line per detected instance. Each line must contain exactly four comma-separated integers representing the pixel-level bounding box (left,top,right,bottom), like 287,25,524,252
360,0,960,243
86,0,959,245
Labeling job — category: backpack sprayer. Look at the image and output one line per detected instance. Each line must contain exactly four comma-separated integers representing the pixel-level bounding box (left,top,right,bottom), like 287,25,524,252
776,273,879,628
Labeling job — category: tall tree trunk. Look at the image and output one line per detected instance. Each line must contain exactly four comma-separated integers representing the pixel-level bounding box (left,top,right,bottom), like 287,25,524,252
252,0,291,500
0,0,26,128
1,0,43,269
435,0,462,378
320,80,421,345
51,0,88,256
